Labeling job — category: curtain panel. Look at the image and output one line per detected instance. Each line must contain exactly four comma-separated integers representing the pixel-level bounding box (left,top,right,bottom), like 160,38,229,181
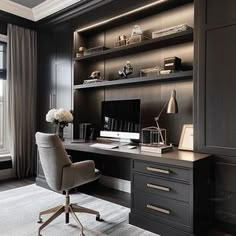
7,24,37,178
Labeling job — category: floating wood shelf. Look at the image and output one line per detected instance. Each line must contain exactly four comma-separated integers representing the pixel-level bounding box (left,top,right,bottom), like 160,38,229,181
74,70,193,90
74,30,193,62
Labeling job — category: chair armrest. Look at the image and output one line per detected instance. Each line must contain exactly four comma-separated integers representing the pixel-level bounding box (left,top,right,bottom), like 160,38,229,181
70,160,95,170
61,160,97,190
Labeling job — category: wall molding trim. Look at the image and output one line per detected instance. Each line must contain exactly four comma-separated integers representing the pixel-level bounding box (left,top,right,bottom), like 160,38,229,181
33,0,82,21
0,0,83,22
0,0,34,21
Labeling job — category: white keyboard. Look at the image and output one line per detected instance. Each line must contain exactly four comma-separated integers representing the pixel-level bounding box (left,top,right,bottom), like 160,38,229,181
90,143,119,149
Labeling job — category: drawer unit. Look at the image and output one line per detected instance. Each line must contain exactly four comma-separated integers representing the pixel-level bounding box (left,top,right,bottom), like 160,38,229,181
130,155,212,236
133,173,190,202
133,190,192,228
133,160,191,182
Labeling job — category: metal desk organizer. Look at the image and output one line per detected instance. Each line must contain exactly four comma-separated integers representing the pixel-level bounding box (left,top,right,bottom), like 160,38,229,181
142,126,167,146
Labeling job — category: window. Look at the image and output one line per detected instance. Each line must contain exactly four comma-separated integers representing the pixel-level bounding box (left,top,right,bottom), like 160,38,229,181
0,35,7,153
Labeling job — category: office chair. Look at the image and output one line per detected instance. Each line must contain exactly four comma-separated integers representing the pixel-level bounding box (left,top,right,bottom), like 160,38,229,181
35,132,101,236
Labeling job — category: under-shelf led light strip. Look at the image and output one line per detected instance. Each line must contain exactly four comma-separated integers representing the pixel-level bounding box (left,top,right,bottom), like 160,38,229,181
76,0,168,33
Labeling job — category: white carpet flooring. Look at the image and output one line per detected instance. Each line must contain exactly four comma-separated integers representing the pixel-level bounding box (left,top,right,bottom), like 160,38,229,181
0,184,157,236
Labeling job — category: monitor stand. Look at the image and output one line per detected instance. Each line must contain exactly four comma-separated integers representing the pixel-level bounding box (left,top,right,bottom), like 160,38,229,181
119,138,132,146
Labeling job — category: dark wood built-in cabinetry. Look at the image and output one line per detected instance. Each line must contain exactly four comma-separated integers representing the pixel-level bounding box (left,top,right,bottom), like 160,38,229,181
130,156,212,236
36,0,236,234
72,0,194,145
37,25,72,138
195,0,236,233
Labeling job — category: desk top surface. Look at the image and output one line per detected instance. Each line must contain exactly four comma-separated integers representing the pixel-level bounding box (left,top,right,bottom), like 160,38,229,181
63,141,211,168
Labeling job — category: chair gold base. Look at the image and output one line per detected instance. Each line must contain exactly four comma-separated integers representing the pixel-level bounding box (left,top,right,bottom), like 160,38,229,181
38,190,101,236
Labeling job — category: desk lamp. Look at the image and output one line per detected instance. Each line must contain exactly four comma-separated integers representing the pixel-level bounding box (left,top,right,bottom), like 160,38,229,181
154,89,178,145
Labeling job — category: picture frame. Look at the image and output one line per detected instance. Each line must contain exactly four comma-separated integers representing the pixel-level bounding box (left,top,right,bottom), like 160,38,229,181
178,124,193,151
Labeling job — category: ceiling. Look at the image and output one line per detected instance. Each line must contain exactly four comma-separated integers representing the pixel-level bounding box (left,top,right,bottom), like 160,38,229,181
0,0,82,21
9,0,46,8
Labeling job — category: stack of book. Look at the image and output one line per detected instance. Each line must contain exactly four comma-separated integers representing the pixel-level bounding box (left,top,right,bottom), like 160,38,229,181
141,144,173,154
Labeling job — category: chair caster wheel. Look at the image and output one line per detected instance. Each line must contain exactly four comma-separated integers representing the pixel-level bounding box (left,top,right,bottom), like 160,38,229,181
37,218,43,224
80,233,85,236
96,215,103,222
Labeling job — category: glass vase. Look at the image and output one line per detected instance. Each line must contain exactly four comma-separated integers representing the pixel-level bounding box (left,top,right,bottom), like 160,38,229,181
57,126,64,141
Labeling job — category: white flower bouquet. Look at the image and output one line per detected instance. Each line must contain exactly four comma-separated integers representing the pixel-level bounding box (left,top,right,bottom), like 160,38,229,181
46,108,73,140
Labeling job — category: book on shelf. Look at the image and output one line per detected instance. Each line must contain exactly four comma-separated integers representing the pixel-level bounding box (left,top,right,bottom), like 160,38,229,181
160,69,174,75
152,24,192,39
141,144,173,154
83,79,104,84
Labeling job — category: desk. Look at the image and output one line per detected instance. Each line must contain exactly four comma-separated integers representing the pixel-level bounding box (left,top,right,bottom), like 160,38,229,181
63,141,209,168
36,141,212,236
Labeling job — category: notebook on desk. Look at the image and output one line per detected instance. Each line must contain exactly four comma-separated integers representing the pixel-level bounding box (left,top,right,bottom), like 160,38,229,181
90,143,119,149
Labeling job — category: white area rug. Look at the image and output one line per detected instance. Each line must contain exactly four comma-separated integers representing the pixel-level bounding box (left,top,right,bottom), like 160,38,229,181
0,184,157,236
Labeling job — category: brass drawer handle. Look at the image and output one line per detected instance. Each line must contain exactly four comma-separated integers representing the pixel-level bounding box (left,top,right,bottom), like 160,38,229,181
147,204,170,215
147,183,170,192
146,166,170,174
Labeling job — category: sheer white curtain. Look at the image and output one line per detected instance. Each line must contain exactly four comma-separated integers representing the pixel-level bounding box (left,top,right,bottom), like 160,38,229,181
7,24,37,178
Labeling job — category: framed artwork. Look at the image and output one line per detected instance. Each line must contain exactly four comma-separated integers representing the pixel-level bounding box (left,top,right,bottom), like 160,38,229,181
178,124,193,151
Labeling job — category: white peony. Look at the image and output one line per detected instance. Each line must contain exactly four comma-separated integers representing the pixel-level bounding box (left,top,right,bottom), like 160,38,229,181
46,108,73,124
46,108,57,122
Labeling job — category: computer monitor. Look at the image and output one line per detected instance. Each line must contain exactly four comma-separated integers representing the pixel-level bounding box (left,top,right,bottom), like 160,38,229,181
100,99,141,141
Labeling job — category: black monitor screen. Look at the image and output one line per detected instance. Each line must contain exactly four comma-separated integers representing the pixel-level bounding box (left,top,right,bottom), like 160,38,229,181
101,99,141,133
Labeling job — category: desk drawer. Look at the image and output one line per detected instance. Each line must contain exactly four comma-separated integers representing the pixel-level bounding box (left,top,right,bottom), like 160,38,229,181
133,191,191,227
133,173,190,202
133,160,190,182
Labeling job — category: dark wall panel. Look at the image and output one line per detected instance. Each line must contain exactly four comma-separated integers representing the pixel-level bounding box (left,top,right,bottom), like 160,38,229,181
37,31,56,133
54,26,73,139
214,156,236,231
104,43,193,81
206,25,236,150
207,0,236,27
195,0,236,233
104,80,192,145
73,88,105,138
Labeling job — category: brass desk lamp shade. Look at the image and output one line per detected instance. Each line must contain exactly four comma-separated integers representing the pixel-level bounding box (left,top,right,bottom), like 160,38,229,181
167,89,178,114
155,89,178,144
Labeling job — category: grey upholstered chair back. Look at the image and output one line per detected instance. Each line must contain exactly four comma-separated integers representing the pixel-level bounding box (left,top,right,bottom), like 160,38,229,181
35,132,72,191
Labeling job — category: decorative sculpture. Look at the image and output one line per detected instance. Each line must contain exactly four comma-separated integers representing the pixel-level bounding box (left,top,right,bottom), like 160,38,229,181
118,61,133,78
88,71,102,80
131,25,143,36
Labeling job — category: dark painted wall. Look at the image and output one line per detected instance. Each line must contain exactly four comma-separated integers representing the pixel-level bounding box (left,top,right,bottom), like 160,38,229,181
37,24,73,139
0,22,7,35
0,10,35,31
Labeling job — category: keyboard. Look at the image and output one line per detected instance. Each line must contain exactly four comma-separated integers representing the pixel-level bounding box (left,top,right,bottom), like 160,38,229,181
90,143,119,149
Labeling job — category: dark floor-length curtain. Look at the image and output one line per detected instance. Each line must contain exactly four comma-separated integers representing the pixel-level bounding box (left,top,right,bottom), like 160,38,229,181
7,24,37,178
